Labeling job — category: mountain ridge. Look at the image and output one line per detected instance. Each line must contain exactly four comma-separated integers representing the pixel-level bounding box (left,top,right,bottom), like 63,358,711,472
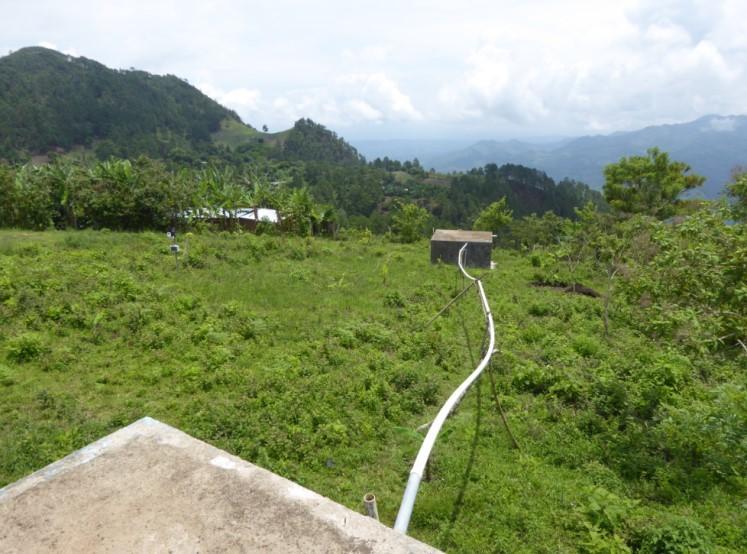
0,46,250,160
0,47,364,166
424,115,747,198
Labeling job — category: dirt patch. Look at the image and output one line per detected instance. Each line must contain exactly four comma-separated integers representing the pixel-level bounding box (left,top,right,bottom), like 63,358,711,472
531,279,601,298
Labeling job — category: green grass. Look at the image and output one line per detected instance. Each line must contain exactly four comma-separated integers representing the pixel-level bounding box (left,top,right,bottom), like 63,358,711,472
211,117,292,149
211,118,260,148
0,230,744,552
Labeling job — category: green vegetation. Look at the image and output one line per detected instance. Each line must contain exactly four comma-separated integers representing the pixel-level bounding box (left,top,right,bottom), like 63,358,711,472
0,222,743,552
444,163,606,224
603,148,705,219
473,197,513,233
211,118,260,149
391,202,431,243
727,170,747,221
0,46,605,233
0,47,244,161
0,48,743,550
278,118,364,164
0,155,604,235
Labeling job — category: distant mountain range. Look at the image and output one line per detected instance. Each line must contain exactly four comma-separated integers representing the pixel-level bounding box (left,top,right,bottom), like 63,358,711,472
351,139,474,165
421,116,747,198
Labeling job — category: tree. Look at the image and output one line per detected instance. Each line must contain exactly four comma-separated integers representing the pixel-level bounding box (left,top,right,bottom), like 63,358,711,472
473,197,512,234
391,202,430,243
727,169,747,221
262,124,268,132
282,187,315,235
603,148,704,219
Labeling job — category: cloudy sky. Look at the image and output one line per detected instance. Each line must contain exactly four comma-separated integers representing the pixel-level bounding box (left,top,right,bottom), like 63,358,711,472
2,0,746,140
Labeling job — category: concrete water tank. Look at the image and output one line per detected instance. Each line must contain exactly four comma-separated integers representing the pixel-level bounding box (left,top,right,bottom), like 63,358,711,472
430,229,493,268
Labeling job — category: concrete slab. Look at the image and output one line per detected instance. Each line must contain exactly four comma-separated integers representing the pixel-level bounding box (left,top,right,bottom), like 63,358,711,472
0,417,440,554
430,229,493,243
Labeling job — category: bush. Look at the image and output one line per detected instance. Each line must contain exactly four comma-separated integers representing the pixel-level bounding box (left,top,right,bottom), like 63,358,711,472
575,486,637,553
655,384,747,485
0,363,15,386
6,333,45,362
634,516,712,554
391,202,430,243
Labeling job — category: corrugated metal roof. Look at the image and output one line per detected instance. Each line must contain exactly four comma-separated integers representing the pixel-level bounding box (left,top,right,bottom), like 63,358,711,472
182,208,280,223
237,208,280,223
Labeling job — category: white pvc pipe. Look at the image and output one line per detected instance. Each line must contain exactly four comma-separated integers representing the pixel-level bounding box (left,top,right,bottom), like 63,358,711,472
394,244,495,534
363,492,380,521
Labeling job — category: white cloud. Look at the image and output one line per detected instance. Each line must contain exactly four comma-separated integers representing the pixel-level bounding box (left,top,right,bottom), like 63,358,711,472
197,83,262,118
435,2,747,134
220,72,421,128
342,45,389,63
336,73,423,122
3,0,747,137
221,89,261,111
38,41,78,57
345,99,383,121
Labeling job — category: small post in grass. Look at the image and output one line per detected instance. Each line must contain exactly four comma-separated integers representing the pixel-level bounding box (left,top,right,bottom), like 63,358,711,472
363,492,379,521
167,227,179,269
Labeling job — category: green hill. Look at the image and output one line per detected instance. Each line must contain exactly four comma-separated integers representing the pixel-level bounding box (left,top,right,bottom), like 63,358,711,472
213,118,364,165
0,47,365,166
277,118,364,164
0,46,252,160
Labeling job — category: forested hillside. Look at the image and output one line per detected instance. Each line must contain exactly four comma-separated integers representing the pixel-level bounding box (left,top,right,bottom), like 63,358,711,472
0,47,246,160
278,119,364,164
0,48,366,167
0,156,605,234
0,46,605,229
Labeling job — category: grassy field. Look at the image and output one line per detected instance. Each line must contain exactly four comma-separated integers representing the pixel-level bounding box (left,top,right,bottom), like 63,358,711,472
211,117,291,149
211,118,260,148
0,230,744,552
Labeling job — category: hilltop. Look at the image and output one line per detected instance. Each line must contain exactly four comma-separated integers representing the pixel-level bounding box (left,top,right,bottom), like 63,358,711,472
0,47,362,166
0,47,248,160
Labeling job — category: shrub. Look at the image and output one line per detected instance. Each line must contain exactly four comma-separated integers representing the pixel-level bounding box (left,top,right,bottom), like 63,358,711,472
528,301,555,317
384,291,405,308
655,384,746,485
6,333,45,362
575,486,637,553
571,335,602,358
0,274,14,302
634,516,712,554
0,363,15,386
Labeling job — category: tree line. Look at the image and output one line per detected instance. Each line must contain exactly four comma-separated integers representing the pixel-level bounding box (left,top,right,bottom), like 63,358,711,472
0,152,608,238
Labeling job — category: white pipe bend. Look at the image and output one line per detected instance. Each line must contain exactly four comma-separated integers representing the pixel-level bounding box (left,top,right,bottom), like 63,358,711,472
394,243,495,533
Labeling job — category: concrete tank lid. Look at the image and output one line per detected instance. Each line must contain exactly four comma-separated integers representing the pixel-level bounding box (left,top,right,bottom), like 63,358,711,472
0,417,440,553
431,229,493,243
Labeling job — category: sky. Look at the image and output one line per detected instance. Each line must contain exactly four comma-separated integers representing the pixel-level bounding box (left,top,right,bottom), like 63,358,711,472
2,0,747,140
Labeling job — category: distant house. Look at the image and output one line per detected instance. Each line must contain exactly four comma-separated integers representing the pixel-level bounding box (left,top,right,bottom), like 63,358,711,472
183,207,280,231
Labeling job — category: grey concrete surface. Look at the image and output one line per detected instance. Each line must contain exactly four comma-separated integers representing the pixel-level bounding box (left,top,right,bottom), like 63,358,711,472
0,417,440,554
430,229,493,268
